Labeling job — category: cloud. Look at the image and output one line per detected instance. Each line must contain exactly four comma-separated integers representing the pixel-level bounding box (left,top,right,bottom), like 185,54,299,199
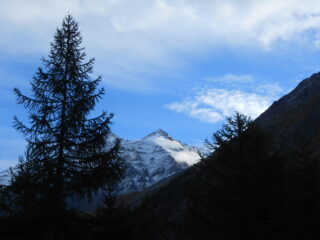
167,101,225,123
253,83,283,96
205,74,254,84
166,74,283,123
3,0,320,48
1,0,320,90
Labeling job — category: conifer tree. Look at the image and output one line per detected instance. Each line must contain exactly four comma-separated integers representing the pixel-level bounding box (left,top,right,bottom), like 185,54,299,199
12,15,125,237
185,113,284,239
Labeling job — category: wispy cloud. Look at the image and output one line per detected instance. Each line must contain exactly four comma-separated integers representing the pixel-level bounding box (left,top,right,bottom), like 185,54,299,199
205,74,254,84
1,0,320,90
166,74,283,123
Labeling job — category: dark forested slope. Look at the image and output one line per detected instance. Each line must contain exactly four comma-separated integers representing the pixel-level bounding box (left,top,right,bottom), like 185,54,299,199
128,73,320,240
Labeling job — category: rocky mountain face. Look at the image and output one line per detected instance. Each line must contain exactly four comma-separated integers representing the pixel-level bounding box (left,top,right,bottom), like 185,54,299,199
115,129,200,195
256,72,320,150
71,129,200,210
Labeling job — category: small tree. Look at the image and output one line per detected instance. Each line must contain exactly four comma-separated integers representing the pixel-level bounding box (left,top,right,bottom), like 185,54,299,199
205,112,251,152
12,15,125,237
0,146,48,238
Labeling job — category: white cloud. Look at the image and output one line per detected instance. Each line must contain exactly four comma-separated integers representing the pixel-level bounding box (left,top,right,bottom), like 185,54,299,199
166,89,275,123
1,0,320,90
166,74,283,123
167,101,224,123
253,83,283,96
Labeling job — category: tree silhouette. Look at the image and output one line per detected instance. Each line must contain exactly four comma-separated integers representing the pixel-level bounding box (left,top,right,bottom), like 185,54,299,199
10,14,125,238
185,113,285,239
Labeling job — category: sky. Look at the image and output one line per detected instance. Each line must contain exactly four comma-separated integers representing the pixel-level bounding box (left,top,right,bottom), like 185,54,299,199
1,0,320,169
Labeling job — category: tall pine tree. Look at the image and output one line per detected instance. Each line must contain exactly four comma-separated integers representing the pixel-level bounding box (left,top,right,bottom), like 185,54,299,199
12,15,125,237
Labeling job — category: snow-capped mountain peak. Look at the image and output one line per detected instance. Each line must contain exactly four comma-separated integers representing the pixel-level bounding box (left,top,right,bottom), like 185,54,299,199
116,130,201,194
142,129,172,140
0,130,201,196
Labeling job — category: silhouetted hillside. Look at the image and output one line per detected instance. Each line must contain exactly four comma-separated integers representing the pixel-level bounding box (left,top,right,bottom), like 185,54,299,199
256,72,320,150
127,73,320,240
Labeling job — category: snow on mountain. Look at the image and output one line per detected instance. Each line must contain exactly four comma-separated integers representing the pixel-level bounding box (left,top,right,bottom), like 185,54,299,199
115,129,201,195
0,169,9,186
0,130,201,196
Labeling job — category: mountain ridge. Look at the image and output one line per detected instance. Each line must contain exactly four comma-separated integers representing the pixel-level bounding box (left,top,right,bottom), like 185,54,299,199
256,72,320,151
115,129,200,194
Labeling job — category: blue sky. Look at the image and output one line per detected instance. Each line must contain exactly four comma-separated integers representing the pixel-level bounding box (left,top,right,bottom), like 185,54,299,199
1,0,320,169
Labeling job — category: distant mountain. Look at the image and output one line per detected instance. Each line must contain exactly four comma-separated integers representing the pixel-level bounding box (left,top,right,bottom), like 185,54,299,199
0,169,9,186
123,72,320,239
115,129,200,194
70,129,201,210
0,129,201,197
